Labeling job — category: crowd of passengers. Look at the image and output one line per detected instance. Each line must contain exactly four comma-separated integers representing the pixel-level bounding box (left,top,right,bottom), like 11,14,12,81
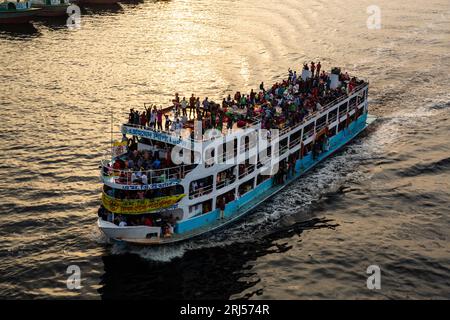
98,205,178,237
216,167,236,187
127,63,365,133
187,167,238,198
189,176,213,198
107,137,178,183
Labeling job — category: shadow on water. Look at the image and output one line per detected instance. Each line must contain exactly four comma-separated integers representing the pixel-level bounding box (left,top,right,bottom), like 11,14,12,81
31,16,69,30
0,23,40,39
79,3,124,15
98,217,339,300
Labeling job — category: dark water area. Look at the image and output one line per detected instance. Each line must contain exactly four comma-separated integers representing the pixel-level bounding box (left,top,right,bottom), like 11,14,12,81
0,0,449,299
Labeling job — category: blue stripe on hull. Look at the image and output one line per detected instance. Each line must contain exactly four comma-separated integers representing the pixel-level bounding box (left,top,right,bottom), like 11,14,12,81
175,113,369,235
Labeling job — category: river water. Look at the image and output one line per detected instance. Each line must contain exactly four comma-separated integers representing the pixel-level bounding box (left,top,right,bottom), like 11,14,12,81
0,0,449,299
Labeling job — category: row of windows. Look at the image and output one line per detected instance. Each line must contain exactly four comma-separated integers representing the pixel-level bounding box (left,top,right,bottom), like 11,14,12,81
206,93,366,167
188,103,366,216
190,102,366,197
189,175,263,215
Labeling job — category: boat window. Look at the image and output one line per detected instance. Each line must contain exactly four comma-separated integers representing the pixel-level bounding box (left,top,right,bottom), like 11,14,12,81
189,199,213,215
240,131,257,153
238,159,255,179
328,108,338,124
289,129,302,148
218,138,237,163
238,178,255,196
216,189,235,208
303,142,313,155
349,112,355,123
205,147,215,168
328,126,337,138
257,173,270,185
189,202,203,216
338,103,348,119
280,137,288,154
303,122,315,141
338,120,346,133
216,166,236,189
355,106,362,120
189,176,213,199
316,115,327,133
257,145,272,167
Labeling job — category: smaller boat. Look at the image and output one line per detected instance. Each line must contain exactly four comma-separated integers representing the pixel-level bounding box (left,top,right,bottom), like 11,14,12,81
0,0,41,24
74,0,119,4
31,0,70,17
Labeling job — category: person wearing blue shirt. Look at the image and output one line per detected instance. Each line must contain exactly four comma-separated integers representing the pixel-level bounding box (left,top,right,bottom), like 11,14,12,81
152,158,161,169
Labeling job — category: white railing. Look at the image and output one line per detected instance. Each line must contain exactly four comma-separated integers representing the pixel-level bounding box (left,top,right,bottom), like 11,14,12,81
101,160,196,186
216,176,237,189
189,184,214,199
278,83,367,137
122,83,367,145
238,164,256,179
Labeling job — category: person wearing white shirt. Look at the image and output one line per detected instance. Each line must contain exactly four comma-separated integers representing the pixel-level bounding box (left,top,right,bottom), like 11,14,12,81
181,97,187,117
141,173,148,185
150,110,156,129
119,220,127,227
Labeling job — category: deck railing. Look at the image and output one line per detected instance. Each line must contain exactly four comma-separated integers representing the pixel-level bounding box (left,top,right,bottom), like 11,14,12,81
216,176,236,189
278,83,367,137
101,160,196,186
122,83,367,145
189,184,214,199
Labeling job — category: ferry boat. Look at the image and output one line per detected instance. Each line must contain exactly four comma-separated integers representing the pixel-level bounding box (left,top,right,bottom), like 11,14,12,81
97,65,375,246
31,0,70,17
0,0,41,23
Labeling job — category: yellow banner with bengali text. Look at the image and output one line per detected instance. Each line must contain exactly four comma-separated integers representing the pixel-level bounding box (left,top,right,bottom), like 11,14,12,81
102,192,184,214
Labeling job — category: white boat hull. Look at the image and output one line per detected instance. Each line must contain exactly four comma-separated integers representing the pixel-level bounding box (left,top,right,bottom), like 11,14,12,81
97,218,161,241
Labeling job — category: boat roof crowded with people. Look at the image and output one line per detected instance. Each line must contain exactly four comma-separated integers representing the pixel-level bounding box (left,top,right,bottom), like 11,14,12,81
97,62,371,245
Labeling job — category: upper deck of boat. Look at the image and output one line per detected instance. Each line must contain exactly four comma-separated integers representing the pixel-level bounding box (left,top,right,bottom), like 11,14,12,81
122,76,368,146
103,67,369,190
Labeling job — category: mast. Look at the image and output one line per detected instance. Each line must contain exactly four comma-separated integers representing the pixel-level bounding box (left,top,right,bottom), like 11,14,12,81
110,104,113,158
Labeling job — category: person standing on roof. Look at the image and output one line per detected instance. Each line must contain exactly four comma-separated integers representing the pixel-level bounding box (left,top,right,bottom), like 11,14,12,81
189,94,196,118
156,108,163,131
311,61,316,78
181,97,187,117
202,97,209,117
